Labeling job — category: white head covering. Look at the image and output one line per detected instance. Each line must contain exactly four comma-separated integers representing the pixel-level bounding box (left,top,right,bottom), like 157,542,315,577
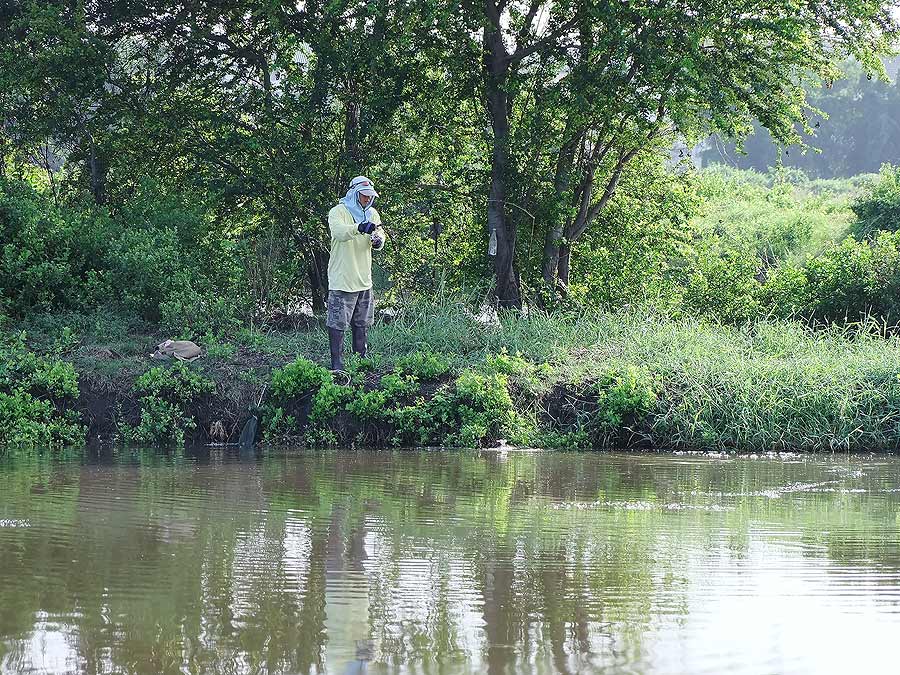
341,175,379,223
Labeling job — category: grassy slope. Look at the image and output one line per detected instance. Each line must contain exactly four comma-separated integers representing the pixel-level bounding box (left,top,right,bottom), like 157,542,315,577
19,301,900,452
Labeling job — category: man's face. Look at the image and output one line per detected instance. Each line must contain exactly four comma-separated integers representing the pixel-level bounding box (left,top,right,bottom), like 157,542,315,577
358,193,374,208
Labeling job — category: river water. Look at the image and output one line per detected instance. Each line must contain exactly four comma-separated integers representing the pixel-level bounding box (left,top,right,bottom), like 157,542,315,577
1,449,899,674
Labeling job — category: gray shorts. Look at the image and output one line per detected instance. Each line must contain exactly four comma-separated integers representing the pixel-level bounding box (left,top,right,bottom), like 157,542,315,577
326,289,375,330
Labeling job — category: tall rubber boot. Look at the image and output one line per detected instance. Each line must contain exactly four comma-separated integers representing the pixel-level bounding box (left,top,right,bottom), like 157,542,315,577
329,328,345,371
351,325,368,358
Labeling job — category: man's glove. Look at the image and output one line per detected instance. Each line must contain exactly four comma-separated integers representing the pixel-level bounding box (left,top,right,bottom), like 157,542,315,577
357,221,377,235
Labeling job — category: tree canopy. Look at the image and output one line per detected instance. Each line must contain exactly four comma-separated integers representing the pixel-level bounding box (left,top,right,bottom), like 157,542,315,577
2,0,898,310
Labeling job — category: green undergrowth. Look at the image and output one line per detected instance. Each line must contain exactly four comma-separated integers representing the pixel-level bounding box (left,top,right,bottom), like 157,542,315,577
261,349,535,448
0,331,84,447
258,304,900,452
119,362,215,446
8,303,900,452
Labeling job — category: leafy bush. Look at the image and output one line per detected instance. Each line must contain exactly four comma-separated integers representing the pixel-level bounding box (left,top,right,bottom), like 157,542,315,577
431,370,518,447
346,389,390,422
270,357,331,399
261,406,299,443
265,358,344,444
763,231,900,324
683,247,762,323
0,177,245,333
851,164,900,239
395,351,450,379
122,363,214,445
389,400,433,446
0,178,112,317
106,226,243,335
484,348,550,394
0,332,84,447
590,366,659,439
309,382,354,425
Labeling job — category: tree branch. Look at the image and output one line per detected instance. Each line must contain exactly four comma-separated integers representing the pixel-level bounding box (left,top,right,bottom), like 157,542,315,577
509,14,578,65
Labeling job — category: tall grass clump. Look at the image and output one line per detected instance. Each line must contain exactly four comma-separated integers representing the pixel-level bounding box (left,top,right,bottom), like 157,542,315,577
364,300,900,451
572,313,900,451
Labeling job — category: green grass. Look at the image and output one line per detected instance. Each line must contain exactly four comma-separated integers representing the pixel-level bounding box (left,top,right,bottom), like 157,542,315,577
694,166,873,267
367,300,900,451
10,298,900,452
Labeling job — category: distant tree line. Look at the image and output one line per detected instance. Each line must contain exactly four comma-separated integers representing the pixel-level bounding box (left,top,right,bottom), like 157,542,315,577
702,58,900,178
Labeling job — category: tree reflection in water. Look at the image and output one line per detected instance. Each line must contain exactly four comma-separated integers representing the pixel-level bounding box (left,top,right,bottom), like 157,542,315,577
1,449,900,674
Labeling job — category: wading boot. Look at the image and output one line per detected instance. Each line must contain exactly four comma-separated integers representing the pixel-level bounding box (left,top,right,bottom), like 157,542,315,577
329,328,345,371
351,325,368,359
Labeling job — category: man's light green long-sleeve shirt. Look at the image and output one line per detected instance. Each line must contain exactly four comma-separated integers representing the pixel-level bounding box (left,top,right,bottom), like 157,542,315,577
327,203,386,292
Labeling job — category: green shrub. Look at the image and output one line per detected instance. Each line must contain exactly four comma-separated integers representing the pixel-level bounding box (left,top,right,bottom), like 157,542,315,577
270,357,331,399
309,382,354,425
261,406,299,443
431,370,518,447
484,348,550,394
530,428,590,451
590,365,658,439
345,373,418,425
683,247,762,323
0,176,246,332
764,231,900,324
389,400,434,446
851,164,900,239
122,362,214,445
0,332,84,447
0,178,113,317
379,372,419,398
395,351,450,380
346,388,390,422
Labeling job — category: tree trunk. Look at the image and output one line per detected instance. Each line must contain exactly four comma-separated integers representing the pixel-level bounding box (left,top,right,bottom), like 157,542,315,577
557,244,571,292
308,247,329,313
541,138,578,293
484,21,521,309
88,141,107,205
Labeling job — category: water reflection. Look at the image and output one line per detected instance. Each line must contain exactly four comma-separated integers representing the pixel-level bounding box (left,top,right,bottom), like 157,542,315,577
1,450,899,674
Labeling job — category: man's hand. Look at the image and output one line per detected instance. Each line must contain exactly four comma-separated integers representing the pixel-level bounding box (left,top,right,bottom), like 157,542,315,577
357,221,377,235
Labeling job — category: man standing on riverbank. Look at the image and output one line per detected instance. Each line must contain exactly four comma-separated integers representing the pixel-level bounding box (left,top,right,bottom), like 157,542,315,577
326,175,387,372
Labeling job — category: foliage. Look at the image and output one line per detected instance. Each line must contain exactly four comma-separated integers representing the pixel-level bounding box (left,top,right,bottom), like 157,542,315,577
309,382,354,426
270,357,331,400
261,406,299,444
122,363,214,446
683,248,762,324
851,164,900,239
0,178,110,317
2,0,896,312
484,348,551,396
425,371,519,448
702,58,900,179
763,231,900,324
590,366,659,440
693,166,859,268
560,155,701,310
395,351,450,380
0,332,84,447
0,177,244,334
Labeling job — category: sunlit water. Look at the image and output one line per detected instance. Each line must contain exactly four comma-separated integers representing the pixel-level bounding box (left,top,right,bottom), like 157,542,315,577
1,449,900,674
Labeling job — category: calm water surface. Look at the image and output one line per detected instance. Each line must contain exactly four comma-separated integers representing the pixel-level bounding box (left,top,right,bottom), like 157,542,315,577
1,449,900,674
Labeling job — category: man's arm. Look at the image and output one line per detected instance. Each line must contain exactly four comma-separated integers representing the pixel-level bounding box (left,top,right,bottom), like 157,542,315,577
328,206,358,242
